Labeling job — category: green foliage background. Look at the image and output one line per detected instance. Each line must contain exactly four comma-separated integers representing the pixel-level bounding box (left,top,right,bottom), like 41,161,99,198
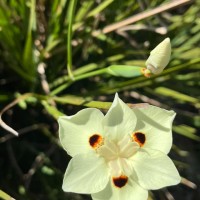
0,0,199,199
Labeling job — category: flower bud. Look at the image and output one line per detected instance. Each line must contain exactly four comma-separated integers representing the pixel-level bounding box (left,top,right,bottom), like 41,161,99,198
145,38,171,74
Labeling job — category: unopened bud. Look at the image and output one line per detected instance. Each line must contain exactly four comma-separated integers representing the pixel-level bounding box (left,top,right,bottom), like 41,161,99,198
145,38,171,74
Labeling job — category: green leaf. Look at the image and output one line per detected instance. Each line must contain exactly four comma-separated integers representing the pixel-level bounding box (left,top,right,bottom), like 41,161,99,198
75,1,94,21
0,189,15,200
87,0,114,18
154,87,200,104
173,125,200,141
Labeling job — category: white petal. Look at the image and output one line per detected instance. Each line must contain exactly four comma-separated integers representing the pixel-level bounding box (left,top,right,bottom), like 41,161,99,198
62,153,109,194
132,149,181,190
58,108,104,157
103,93,137,141
133,105,176,154
92,179,148,200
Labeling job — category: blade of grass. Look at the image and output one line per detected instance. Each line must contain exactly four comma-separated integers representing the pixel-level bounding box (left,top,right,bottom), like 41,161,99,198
0,190,15,200
86,0,114,18
22,0,36,77
67,0,78,79
173,125,200,141
43,0,67,55
75,1,94,21
154,87,200,105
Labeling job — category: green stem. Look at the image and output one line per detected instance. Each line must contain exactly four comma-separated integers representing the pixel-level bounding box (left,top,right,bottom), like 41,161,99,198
52,95,147,110
50,82,73,96
67,0,78,79
74,68,108,81
100,58,200,93
50,63,98,89
50,68,108,95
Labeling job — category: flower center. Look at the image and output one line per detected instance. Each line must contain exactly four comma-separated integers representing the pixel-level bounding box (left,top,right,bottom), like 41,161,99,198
97,135,139,178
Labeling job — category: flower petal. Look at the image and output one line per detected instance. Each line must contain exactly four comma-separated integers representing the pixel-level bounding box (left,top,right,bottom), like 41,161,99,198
62,153,109,194
58,108,104,157
132,149,181,190
92,179,148,200
103,93,137,141
133,105,176,154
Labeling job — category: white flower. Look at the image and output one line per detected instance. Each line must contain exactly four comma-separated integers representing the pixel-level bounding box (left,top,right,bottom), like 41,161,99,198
58,94,181,200
145,38,171,75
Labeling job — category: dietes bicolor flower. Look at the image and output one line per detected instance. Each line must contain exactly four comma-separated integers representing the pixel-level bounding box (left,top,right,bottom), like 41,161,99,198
58,94,181,200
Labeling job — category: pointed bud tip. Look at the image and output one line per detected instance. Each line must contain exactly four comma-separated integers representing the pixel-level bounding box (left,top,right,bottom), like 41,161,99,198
160,37,171,47
164,37,170,43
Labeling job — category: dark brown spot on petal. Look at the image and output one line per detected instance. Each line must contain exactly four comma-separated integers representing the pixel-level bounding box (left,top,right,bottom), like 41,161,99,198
113,175,128,188
133,132,146,147
89,134,103,149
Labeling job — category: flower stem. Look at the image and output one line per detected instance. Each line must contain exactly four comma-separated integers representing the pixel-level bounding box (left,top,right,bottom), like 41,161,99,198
74,68,108,81
50,68,108,95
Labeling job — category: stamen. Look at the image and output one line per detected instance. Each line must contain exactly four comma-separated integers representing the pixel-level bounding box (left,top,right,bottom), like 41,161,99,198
132,132,146,147
112,175,128,188
89,134,103,149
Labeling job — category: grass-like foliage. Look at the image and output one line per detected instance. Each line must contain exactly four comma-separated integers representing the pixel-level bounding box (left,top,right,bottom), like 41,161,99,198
0,0,199,199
